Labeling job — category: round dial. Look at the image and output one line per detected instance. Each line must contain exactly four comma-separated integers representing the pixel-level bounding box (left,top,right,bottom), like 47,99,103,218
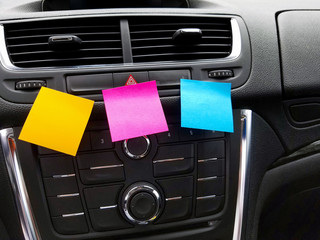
122,182,161,224
123,136,150,159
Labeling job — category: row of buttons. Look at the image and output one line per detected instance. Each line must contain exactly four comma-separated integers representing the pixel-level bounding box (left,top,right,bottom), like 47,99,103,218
156,125,224,144
40,156,89,234
38,130,113,155
153,140,225,221
66,70,191,95
196,141,225,217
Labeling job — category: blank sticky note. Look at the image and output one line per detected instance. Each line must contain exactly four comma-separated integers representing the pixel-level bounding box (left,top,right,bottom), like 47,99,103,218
181,79,234,133
102,81,168,142
19,87,94,156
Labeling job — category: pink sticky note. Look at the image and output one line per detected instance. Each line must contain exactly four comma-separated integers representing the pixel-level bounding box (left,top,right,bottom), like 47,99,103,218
102,81,168,142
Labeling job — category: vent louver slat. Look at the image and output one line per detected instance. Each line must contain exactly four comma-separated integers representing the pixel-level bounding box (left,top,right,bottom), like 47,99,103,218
129,17,232,63
4,18,123,68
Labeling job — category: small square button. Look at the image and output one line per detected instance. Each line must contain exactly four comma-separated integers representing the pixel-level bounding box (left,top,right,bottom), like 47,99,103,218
90,130,113,150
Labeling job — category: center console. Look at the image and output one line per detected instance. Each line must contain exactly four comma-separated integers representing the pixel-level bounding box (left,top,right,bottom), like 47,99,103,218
7,111,243,239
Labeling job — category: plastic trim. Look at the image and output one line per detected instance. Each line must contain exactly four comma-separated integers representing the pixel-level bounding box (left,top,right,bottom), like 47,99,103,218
232,110,252,240
0,128,41,240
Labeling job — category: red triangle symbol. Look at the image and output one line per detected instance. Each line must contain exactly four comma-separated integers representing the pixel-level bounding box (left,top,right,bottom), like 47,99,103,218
125,75,138,86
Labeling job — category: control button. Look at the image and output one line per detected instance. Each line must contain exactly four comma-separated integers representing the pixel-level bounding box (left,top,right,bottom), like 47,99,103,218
156,125,179,144
90,130,113,150
15,80,46,90
47,195,83,217
196,195,224,217
52,214,88,234
122,182,161,224
66,73,113,95
157,176,193,198
43,177,78,197
78,132,91,152
123,136,150,159
79,166,124,185
114,72,149,87
179,128,204,141
208,70,234,79
198,159,225,178
156,197,192,224
203,130,225,139
89,207,132,231
40,156,74,178
197,177,225,197
130,192,157,220
154,144,194,161
84,185,123,209
149,70,191,87
198,141,225,160
77,152,123,169
153,157,194,177
38,146,58,155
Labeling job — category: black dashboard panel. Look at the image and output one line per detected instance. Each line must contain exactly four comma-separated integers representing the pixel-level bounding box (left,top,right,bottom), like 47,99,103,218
1,1,320,240
12,112,242,240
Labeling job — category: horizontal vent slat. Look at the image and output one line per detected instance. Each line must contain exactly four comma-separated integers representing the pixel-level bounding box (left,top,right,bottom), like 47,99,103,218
132,44,231,50
6,32,120,40
133,52,230,58
4,17,123,68
6,25,119,33
10,48,122,56
129,16,233,63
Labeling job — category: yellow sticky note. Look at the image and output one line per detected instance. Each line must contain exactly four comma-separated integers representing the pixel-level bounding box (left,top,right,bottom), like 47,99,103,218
19,87,94,156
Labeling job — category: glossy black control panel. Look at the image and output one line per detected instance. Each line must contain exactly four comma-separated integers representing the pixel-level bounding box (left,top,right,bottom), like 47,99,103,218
38,125,226,235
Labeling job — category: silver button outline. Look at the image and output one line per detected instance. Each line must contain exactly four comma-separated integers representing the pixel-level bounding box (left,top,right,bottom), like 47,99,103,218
122,182,162,225
123,136,151,160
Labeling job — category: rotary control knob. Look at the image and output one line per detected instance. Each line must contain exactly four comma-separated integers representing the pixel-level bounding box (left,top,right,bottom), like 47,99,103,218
123,136,150,159
122,182,162,224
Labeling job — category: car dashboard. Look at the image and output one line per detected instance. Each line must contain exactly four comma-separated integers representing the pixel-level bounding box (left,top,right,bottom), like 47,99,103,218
1,0,320,240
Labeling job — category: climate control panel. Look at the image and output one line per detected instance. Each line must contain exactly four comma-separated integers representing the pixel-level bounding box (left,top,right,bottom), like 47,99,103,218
33,124,228,235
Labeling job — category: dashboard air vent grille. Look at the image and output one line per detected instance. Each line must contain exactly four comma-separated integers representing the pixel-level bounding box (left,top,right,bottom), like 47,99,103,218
4,18,122,68
129,16,232,63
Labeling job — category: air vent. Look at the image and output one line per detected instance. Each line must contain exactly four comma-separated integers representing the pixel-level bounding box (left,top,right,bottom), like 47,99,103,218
4,18,123,68
129,17,232,63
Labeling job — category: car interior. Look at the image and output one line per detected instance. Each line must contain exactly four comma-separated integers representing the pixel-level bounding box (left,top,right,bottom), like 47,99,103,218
1,0,320,239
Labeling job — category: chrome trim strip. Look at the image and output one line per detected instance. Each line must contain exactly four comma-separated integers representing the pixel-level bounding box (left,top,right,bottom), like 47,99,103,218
0,17,241,71
90,164,123,170
198,158,218,163
0,26,18,70
232,110,252,240
197,176,217,181
165,196,182,201
153,157,184,164
100,205,118,210
57,193,79,198
196,195,217,200
0,128,41,240
62,212,84,218
52,173,75,178
227,18,242,60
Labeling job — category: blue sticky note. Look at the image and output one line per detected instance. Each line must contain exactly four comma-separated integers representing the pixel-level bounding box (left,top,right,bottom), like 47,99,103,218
181,79,234,133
